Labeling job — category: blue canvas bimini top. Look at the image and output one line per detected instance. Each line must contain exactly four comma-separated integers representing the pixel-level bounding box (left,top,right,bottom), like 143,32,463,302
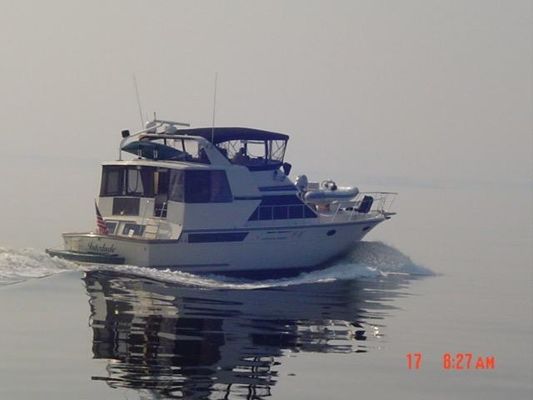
177,127,289,144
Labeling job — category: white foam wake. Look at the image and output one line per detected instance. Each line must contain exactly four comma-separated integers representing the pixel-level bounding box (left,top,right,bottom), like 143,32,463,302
85,261,383,290
0,247,80,286
0,242,432,289
340,241,434,276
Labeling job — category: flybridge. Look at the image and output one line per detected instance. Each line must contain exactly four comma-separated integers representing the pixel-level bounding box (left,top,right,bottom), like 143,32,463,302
120,118,288,142
119,118,290,172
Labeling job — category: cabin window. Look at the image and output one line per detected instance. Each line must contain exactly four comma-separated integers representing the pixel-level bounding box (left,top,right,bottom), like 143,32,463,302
168,170,232,203
128,167,154,196
184,170,233,203
185,170,211,203
273,206,288,219
100,167,123,196
112,198,140,216
104,221,118,235
210,171,233,202
155,169,169,195
288,205,304,219
168,170,185,202
154,169,169,217
100,166,155,197
248,195,317,221
122,223,145,237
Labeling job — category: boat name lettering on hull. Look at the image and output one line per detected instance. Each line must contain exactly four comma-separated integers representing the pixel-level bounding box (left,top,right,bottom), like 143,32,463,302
88,242,116,254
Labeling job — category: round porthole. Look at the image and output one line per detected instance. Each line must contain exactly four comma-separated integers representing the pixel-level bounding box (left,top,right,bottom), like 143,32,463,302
327,229,336,236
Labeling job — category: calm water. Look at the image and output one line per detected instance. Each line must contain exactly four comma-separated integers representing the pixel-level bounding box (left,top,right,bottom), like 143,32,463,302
0,185,531,399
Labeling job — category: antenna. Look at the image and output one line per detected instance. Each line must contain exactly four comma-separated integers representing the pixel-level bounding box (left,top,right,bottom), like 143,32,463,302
133,74,144,128
211,73,218,144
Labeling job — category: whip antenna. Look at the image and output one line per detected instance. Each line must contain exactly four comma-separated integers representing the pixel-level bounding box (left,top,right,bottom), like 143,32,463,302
211,73,218,143
133,74,144,128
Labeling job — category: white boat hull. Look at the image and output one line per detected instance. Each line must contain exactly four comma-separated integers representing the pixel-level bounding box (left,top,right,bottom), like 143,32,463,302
61,218,384,274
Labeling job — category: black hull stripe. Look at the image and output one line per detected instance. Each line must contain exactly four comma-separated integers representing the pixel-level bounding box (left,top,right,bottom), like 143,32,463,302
183,219,381,233
188,232,248,243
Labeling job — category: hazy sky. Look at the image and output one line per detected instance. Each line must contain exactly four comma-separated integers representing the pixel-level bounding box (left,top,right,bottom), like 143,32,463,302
0,0,531,248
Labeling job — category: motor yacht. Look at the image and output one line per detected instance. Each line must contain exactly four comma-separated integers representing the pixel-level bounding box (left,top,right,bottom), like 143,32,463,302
47,119,396,275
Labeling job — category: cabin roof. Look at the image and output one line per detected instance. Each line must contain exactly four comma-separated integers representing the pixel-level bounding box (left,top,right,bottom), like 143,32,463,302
177,127,289,144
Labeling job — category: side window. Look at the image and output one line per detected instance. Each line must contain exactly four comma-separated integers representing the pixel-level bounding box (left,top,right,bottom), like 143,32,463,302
185,170,211,203
210,171,232,202
184,170,233,203
167,169,233,203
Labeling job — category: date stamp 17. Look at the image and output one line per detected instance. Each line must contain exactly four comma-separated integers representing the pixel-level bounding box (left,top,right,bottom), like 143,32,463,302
406,353,496,370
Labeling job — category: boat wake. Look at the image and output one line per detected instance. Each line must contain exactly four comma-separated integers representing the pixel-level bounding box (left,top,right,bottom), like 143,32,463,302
0,242,432,289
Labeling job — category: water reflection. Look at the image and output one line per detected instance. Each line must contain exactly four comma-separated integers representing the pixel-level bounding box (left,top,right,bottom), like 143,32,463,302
83,270,408,399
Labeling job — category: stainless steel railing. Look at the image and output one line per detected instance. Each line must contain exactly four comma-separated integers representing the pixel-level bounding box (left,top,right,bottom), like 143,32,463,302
325,192,398,222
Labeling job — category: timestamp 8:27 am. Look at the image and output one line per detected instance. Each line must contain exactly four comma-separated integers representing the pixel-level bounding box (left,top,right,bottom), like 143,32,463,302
406,352,495,370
